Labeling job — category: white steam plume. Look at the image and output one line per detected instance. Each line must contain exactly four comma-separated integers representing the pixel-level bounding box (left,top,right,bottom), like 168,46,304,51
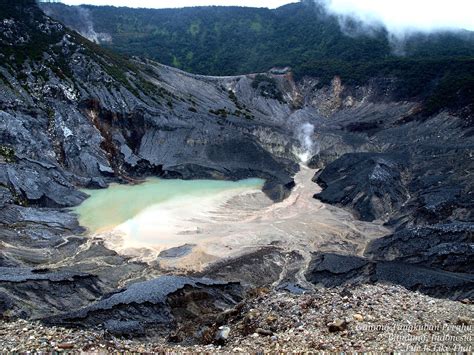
295,122,318,164
76,6,112,44
42,5,112,44
320,0,474,36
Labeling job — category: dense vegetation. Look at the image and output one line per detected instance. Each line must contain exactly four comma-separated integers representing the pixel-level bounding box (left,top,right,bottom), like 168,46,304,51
41,2,474,73
28,1,474,114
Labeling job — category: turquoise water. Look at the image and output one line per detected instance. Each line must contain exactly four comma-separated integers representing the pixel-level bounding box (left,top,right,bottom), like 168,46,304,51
73,177,264,234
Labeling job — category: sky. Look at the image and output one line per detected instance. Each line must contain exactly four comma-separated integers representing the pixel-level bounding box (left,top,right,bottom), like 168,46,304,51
60,0,474,32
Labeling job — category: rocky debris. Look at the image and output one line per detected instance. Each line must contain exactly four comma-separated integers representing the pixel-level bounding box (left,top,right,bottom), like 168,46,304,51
456,316,473,326
0,235,150,319
0,204,80,235
255,327,274,336
0,267,103,319
57,342,74,349
328,319,348,332
262,179,295,201
0,203,84,267
305,253,474,300
202,283,474,352
97,163,114,175
314,152,409,222
0,267,90,283
214,326,231,344
310,109,474,278
196,249,310,292
0,284,472,352
365,223,474,273
46,276,243,340
403,145,474,225
193,247,294,287
158,244,196,258
0,160,87,208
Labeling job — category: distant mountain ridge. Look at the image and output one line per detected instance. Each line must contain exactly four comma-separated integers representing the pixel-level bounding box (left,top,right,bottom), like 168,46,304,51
40,1,474,75
40,1,474,116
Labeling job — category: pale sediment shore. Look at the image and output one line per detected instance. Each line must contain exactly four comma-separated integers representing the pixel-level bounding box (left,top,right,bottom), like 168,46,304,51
86,165,389,272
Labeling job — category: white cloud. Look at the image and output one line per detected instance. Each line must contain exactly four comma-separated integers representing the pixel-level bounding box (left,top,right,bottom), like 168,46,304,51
324,0,474,33
61,0,293,9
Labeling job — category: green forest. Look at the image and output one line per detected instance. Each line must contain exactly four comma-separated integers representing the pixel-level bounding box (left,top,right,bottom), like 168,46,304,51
41,1,474,114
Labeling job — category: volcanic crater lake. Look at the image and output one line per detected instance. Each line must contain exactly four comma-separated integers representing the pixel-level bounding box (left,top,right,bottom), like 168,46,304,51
73,177,265,241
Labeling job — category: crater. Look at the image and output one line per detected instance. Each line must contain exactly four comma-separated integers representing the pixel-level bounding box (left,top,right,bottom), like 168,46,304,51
73,167,389,272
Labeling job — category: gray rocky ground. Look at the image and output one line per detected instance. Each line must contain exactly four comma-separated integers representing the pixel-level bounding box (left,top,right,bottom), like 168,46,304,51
0,284,472,352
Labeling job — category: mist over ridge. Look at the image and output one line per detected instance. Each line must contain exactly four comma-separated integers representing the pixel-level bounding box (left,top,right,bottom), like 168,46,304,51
319,0,474,34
